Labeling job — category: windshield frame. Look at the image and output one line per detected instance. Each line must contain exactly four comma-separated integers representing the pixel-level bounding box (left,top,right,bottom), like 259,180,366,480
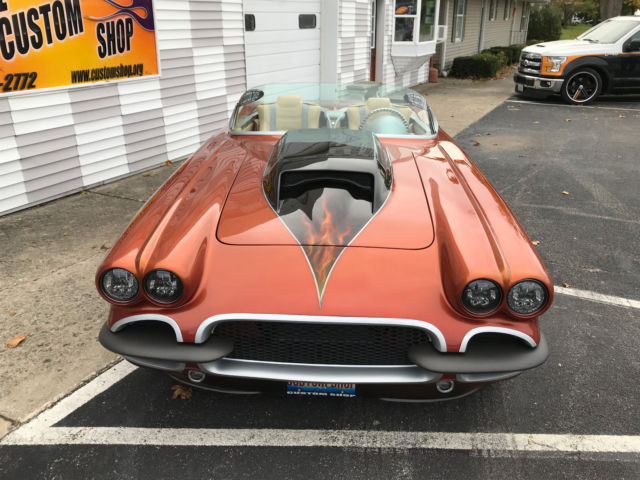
228,83,439,140
577,18,640,44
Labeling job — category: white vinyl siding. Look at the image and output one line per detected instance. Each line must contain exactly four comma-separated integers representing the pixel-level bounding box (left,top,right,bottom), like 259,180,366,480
0,0,245,216
337,0,371,83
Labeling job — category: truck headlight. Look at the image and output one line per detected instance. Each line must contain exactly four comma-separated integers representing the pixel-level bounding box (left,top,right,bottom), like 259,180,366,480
546,56,567,73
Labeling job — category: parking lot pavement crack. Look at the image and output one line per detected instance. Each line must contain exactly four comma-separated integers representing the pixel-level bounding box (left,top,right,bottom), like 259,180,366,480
87,190,145,204
513,203,640,226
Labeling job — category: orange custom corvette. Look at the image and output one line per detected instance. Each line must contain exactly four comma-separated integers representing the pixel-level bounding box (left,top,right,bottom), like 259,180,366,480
97,83,552,401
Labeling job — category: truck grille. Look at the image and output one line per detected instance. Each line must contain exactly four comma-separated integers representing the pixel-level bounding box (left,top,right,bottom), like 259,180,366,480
212,321,431,366
519,53,542,75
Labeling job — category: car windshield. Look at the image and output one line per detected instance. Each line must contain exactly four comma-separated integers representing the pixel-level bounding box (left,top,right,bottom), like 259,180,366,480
230,83,437,137
578,18,639,44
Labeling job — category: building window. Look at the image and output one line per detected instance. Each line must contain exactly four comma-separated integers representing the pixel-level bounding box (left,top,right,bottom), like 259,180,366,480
520,2,529,31
503,0,512,20
394,0,438,42
299,14,316,29
394,1,417,41
419,0,438,41
452,0,466,42
244,14,255,32
489,0,497,21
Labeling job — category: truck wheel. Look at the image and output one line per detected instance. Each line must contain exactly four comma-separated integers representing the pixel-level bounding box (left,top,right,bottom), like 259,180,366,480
561,68,602,105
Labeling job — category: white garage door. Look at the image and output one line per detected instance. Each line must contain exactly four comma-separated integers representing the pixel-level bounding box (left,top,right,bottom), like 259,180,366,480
244,0,321,87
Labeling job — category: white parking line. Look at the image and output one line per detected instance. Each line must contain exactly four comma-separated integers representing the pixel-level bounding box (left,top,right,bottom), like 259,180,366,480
506,99,640,112
2,354,640,453
554,286,640,310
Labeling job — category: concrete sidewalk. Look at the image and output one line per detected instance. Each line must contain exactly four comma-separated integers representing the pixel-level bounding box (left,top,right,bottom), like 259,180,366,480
0,73,516,437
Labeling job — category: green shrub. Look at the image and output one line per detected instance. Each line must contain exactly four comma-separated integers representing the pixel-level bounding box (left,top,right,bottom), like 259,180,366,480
450,53,502,79
481,45,524,65
527,5,562,42
526,39,542,45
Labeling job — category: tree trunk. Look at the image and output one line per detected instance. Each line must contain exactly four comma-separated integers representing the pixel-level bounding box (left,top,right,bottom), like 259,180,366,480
600,0,623,20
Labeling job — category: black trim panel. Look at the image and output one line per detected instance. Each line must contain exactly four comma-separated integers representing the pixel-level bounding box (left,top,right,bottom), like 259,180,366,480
409,333,549,373
99,323,233,363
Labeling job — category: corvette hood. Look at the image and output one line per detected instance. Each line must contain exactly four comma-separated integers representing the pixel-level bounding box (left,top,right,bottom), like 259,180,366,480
523,39,615,57
217,132,434,250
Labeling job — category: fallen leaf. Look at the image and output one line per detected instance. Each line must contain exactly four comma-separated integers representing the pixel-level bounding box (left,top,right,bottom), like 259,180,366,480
142,173,151,177
533,121,540,124
562,282,570,288
618,114,625,118
562,191,570,195
6,334,26,348
485,132,491,136
81,191,87,195
171,385,192,400
565,118,571,122
100,243,110,250
9,312,16,317
475,133,482,137
472,141,480,146
531,240,540,246
165,160,174,166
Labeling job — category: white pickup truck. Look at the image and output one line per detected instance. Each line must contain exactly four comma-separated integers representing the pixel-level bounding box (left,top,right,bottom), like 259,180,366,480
514,16,640,104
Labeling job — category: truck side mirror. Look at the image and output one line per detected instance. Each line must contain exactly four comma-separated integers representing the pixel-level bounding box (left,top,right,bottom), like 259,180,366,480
623,39,640,53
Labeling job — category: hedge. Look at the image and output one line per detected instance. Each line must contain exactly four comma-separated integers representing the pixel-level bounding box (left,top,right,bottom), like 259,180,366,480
449,53,502,79
481,44,526,65
527,5,562,42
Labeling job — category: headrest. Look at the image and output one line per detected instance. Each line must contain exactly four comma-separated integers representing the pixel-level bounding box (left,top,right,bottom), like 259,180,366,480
276,95,303,109
366,97,393,111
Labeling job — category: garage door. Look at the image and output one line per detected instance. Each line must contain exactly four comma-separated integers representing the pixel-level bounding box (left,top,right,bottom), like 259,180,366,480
244,0,321,87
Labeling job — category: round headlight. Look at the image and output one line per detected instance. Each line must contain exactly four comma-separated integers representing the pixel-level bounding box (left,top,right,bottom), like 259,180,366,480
144,269,183,304
507,280,548,315
461,279,502,315
101,268,139,303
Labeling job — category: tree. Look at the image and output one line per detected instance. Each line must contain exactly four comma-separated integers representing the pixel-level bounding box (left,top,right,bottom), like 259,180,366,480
622,0,640,14
528,4,563,41
600,0,623,19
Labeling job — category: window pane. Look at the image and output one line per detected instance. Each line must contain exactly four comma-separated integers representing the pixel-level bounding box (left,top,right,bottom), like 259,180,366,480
455,16,464,40
395,17,415,41
456,0,465,16
419,0,437,41
395,0,417,15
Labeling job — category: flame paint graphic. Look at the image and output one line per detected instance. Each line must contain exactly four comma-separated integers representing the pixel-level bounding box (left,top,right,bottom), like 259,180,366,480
87,0,155,31
300,196,352,298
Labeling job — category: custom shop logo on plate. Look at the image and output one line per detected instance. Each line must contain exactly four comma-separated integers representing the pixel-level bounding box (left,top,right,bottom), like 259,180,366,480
286,382,356,397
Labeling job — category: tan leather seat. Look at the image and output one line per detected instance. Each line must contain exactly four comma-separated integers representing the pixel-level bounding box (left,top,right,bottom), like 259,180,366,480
346,97,413,130
257,95,324,131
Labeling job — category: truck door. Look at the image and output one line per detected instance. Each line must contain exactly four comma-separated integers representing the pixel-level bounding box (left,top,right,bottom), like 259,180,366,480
615,29,640,92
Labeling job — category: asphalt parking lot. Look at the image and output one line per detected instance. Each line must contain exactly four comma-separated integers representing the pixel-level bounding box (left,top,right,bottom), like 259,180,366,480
1,94,639,479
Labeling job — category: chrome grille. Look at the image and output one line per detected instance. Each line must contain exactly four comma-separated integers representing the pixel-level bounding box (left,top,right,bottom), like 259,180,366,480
212,321,431,365
519,53,542,75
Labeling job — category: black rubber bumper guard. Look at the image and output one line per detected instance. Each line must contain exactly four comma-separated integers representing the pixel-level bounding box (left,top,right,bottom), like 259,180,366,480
99,323,233,372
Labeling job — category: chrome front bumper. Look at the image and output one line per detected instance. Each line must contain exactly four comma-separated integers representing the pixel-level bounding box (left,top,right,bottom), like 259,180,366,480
514,73,564,93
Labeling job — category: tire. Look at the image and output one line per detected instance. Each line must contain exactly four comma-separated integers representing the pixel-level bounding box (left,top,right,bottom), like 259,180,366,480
561,68,602,105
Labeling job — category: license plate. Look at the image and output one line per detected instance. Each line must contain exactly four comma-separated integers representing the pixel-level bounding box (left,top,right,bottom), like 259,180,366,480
516,83,524,92
286,382,355,397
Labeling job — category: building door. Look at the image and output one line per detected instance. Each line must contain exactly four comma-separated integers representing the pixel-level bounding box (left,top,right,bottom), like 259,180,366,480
243,0,322,86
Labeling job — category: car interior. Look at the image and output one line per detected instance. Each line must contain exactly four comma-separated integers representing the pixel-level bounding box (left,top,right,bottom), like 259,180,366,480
236,94,430,135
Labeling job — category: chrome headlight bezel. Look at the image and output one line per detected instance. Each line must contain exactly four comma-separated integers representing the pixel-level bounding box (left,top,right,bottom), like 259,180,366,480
546,56,567,73
100,268,139,303
461,279,503,316
143,269,183,304
507,279,549,316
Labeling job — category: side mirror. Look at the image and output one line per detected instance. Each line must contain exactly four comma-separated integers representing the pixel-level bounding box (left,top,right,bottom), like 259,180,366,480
623,39,640,53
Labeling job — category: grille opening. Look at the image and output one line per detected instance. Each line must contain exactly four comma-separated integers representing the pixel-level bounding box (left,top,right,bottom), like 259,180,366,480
212,321,431,366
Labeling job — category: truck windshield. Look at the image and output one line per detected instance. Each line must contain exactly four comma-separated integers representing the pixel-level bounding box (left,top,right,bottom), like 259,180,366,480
578,19,639,44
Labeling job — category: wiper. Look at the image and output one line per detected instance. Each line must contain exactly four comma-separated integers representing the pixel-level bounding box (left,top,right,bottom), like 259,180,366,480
582,38,599,43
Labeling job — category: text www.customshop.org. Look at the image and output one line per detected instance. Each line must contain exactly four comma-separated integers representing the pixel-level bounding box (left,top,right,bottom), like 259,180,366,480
70,63,144,83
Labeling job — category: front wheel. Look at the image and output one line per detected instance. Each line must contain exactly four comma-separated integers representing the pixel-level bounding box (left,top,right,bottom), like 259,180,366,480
561,68,602,105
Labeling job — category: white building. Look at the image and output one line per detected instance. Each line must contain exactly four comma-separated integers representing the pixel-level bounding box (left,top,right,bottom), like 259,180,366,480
0,0,533,215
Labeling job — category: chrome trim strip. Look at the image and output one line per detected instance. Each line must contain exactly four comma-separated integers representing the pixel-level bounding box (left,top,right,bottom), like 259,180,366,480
195,313,447,352
198,358,442,384
456,371,521,383
111,314,184,342
459,327,537,353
